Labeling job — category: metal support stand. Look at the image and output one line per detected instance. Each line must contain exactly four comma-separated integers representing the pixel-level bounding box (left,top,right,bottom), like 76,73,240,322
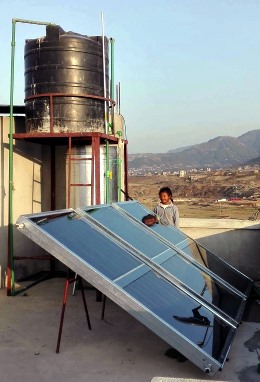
71,275,103,299
72,275,77,296
56,269,91,353
101,294,107,320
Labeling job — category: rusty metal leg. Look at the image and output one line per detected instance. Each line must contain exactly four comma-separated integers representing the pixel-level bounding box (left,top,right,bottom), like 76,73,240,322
56,269,70,353
78,276,91,330
96,290,102,302
101,295,107,320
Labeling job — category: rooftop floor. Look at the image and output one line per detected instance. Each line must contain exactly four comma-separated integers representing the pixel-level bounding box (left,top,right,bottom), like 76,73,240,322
0,277,259,382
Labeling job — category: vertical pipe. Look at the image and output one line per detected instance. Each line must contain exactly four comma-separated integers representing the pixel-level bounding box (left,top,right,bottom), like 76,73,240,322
118,82,121,115
50,145,56,210
101,12,110,203
116,84,119,114
105,142,110,204
49,94,54,133
109,39,121,202
7,19,16,296
117,156,122,202
110,38,115,99
101,12,107,134
91,137,95,205
67,137,72,208
93,136,101,204
7,18,55,296
109,38,115,135
124,143,129,201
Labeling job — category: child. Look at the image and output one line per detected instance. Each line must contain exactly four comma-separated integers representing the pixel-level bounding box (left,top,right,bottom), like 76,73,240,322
142,214,159,227
153,186,179,228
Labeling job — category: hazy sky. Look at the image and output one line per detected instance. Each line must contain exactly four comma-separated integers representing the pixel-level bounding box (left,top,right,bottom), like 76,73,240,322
1,0,260,153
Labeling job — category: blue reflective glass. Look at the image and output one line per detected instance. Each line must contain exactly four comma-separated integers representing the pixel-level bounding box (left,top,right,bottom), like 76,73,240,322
124,270,234,363
182,242,250,294
84,206,167,258
32,214,141,280
117,201,187,242
161,257,242,320
116,201,251,295
117,200,152,220
84,205,244,321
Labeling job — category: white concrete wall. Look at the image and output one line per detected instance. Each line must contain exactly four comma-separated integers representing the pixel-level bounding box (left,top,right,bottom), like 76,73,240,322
0,116,51,287
180,218,260,281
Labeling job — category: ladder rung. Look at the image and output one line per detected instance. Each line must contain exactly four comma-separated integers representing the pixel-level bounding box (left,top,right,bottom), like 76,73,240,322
70,157,93,161
69,183,92,187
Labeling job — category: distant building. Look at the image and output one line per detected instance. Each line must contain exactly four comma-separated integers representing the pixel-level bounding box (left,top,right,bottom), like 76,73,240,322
179,170,186,177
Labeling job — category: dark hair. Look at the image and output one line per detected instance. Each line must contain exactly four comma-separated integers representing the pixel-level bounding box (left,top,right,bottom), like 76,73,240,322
159,187,174,203
159,187,172,197
142,214,158,227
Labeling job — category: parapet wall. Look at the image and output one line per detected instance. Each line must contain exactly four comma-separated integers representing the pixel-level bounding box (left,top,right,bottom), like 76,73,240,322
181,218,260,281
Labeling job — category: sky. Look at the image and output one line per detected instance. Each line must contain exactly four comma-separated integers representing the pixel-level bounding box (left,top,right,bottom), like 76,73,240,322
1,0,260,153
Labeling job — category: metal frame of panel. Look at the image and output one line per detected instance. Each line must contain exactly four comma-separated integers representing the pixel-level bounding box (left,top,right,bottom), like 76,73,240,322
79,209,243,328
112,201,252,296
16,202,252,376
80,202,252,324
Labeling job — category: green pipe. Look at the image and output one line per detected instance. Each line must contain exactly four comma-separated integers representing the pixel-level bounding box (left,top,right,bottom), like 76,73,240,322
7,19,16,295
8,18,55,296
13,17,56,26
117,157,122,202
110,38,115,102
109,38,121,201
109,38,115,134
105,141,110,203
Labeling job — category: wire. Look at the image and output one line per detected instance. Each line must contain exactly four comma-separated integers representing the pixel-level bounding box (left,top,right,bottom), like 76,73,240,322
200,330,213,349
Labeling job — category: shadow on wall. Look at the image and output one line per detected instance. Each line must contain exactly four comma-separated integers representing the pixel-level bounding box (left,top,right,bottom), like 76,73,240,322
0,223,51,287
190,226,260,281
3,116,52,213
0,119,5,231
13,229,51,282
0,116,53,286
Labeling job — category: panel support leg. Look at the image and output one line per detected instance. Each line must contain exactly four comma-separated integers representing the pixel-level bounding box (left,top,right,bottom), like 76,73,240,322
56,269,70,354
78,275,91,330
56,269,91,354
101,295,107,320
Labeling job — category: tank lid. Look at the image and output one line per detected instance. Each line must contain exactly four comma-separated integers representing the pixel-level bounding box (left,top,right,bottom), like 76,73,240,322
46,25,65,41
25,25,106,45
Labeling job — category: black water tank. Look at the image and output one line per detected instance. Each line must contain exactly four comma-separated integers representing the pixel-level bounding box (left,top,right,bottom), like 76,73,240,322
24,25,109,133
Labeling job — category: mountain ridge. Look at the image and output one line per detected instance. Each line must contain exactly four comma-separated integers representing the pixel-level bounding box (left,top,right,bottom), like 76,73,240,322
129,129,260,170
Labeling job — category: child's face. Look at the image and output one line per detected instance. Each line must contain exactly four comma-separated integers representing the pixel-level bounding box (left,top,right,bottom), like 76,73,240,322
159,192,171,205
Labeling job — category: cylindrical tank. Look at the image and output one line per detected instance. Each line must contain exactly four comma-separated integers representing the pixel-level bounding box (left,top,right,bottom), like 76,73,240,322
24,25,109,133
66,145,118,208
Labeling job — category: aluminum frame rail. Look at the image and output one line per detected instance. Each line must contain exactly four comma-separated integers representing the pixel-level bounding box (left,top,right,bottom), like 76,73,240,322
16,202,253,376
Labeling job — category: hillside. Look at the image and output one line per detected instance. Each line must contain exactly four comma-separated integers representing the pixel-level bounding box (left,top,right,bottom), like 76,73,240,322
128,172,260,219
129,129,260,171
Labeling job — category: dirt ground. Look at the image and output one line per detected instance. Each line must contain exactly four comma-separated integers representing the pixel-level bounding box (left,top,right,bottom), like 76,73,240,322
128,172,260,220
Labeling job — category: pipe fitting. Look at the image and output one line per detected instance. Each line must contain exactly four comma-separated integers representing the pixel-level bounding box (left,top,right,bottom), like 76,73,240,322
204,364,212,373
16,223,25,229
